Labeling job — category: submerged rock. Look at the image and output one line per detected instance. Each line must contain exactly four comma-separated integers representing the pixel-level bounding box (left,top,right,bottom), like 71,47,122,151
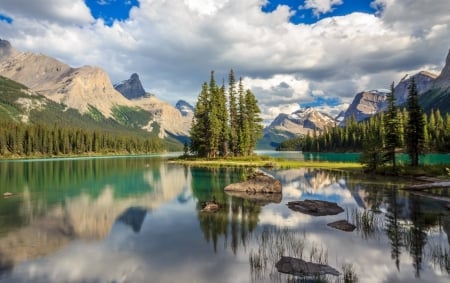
200,200,220,212
287,199,344,216
327,220,356,232
224,172,282,194
2,192,13,198
275,256,340,277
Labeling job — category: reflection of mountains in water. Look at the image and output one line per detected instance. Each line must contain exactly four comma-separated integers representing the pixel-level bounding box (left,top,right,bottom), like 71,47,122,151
0,164,191,270
116,207,148,233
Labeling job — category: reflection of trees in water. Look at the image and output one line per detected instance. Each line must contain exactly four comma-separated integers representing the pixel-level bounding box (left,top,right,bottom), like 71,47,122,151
191,168,262,254
385,188,405,271
406,196,427,278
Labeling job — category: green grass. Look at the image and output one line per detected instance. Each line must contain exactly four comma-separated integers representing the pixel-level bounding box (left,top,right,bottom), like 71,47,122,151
170,155,362,170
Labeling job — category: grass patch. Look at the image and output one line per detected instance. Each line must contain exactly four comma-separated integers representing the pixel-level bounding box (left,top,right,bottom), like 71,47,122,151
170,155,362,170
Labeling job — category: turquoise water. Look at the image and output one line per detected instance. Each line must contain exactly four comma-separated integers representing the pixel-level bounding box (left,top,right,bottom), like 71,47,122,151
257,150,450,164
0,155,449,282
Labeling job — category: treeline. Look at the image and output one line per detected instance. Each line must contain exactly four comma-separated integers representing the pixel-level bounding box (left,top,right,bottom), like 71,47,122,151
0,122,165,157
278,109,450,153
190,70,263,158
278,79,450,165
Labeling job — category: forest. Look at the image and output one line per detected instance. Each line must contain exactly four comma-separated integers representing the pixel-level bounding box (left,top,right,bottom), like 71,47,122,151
189,70,263,158
0,121,165,157
277,79,450,168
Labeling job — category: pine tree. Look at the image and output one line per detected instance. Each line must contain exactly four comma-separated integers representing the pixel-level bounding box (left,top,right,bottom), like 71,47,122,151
383,82,399,169
244,89,263,155
405,78,425,166
228,69,239,156
190,82,210,157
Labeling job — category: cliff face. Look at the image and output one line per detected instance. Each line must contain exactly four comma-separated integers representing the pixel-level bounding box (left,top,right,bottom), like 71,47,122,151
433,49,450,90
341,90,387,124
133,95,192,138
0,40,132,117
114,73,146,99
394,71,437,105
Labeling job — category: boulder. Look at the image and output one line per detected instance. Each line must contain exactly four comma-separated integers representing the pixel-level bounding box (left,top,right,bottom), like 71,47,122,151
275,256,340,277
327,220,356,232
2,192,13,198
200,200,220,212
224,173,282,194
287,199,344,216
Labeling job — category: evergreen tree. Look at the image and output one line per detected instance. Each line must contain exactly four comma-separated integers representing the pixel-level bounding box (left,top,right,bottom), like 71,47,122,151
244,89,263,155
190,82,210,157
228,69,239,156
405,78,425,166
218,81,229,157
237,78,250,155
383,82,400,169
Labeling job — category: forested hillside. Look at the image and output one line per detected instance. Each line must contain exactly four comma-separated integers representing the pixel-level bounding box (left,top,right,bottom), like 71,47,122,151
0,76,177,157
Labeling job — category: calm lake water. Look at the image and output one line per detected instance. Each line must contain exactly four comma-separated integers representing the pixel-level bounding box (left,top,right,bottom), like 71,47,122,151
0,154,449,283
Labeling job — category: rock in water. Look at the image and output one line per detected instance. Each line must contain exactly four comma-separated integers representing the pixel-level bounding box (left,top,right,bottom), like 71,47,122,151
224,173,282,194
275,256,340,277
327,220,356,232
287,199,344,216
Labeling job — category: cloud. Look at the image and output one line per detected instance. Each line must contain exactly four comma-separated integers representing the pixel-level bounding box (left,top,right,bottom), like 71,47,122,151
1,0,450,120
300,0,344,17
0,0,93,25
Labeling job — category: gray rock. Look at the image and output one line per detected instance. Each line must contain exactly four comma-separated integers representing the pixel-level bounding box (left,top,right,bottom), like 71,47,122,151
114,73,146,99
327,220,356,232
275,256,340,277
287,199,344,216
433,49,450,90
224,174,282,194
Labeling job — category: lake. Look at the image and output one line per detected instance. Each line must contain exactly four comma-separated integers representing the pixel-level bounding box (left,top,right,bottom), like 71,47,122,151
0,154,449,283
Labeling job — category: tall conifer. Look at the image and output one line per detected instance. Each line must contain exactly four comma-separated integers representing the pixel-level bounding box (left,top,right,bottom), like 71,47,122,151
405,78,425,166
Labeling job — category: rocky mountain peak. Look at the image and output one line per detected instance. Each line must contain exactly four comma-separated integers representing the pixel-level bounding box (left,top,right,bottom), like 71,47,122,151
114,73,146,100
341,90,387,125
0,39,18,60
394,71,436,105
433,49,450,90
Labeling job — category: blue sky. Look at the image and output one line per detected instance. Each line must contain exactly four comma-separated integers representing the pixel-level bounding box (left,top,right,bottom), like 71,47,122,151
85,0,139,26
84,0,378,26
0,0,449,121
262,0,378,24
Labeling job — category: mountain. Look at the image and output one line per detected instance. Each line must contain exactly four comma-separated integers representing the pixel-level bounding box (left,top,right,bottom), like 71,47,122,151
258,107,336,149
114,73,147,100
131,95,192,139
341,90,388,124
175,100,194,117
0,75,153,136
394,71,437,105
0,40,133,118
420,49,450,113
113,73,192,139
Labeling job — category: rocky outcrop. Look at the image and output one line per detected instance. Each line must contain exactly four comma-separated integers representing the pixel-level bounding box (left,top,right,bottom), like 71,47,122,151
114,73,146,99
0,39,18,60
224,172,282,194
341,90,387,124
134,95,192,138
275,256,340,276
433,49,450,90
394,71,437,105
287,199,344,216
327,220,356,232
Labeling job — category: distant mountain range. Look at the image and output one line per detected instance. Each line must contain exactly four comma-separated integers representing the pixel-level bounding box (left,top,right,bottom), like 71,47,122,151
262,49,450,148
1,38,449,151
0,39,193,148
